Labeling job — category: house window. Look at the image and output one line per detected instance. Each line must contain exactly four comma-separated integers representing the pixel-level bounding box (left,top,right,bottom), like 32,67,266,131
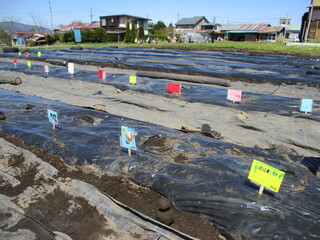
101,19,106,27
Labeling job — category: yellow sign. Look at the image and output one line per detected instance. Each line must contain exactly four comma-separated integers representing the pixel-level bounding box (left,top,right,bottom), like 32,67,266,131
27,61,31,67
129,76,137,84
248,159,285,193
38,51,42,57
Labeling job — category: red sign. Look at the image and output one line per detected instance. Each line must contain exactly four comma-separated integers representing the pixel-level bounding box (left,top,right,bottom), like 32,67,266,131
167,83,181,94
98,70,106,79
24,52,29,56
13,59,17,63
227,89,242,103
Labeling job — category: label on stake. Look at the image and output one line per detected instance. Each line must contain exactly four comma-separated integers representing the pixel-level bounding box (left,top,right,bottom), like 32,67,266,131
47,109,59,126
167,83,181,94
68,63,74,75
248,159,285,193
121,126,137,151
44,65,49,73
129,76,137,84
227,89,242,103
300,99,313,113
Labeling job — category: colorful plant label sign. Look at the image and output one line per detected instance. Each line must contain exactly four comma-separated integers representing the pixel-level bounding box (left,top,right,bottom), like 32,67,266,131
68,63,74,74
167,83,181,94
47,109,59,125
129,76,137,84
38,51,42,57
27,61,31,68
98,70,106,79
300,99,313,113
24,52,29,56
13,59,17,64
44,65,49,73
227,89,242,103
248,159,285,193
121,126,137,151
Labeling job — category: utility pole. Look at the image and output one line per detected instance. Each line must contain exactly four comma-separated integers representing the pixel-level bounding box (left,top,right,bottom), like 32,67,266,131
48,0,53,33
178,13,180,21
90,8,93,23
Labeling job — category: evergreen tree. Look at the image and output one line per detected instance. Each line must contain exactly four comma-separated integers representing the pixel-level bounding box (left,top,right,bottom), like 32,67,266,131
130,20,136,43
138,26,145,39
124,20,131,43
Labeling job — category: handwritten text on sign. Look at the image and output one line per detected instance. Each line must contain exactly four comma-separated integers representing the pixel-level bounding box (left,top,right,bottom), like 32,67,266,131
121,126,137,151
227,89,242,103
248,159,285,193
47,109,59,125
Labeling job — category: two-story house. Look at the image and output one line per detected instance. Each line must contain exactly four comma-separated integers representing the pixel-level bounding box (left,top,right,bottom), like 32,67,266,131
100,14,151,41
174,16,209,36
303,0,320,40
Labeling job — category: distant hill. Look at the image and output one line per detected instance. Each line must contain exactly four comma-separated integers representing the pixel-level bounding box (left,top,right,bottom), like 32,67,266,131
0,21,51,34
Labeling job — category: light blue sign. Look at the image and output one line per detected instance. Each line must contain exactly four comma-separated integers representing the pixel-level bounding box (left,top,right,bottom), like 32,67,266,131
74,29,82,43
300,99,313,113
47,109,58,125
121,126,137,150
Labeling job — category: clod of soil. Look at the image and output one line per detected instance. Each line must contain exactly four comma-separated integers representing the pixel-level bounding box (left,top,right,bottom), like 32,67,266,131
142,135,173,152
158,198,171,211
74,114,95,124
0,111,5,120
156,208,175,226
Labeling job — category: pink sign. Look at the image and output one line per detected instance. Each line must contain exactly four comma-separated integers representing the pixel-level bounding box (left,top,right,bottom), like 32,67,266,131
227,89,242,103
44,65,49,73
167,83,181,94
98,70,106,79
13,59,17,64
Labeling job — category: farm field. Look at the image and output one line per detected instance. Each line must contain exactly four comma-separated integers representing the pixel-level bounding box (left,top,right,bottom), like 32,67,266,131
0,46,319,240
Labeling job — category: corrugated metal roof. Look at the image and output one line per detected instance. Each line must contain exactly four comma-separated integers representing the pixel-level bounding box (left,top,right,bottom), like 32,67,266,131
220,23,270,31
175,16,209,26
260,26,284,33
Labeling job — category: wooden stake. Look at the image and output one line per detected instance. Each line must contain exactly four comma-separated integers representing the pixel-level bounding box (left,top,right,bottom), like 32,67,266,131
52,122,55,130
128,148,131,157
258,185,264,195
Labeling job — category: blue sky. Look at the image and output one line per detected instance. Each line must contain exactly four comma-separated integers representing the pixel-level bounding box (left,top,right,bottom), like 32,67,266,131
0,0,311,29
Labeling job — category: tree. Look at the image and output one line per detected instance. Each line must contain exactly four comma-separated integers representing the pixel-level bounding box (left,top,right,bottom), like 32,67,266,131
2,17,20,34
138,26,145,39
0,27,12,46
153,21,166,33
124,20,131,43
130,20,136,43
61,30,74,42
30,15,47,32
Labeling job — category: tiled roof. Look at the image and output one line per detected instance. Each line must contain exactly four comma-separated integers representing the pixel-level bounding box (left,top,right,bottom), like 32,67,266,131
220,23,270,31
260,26,284,33
176,16,209,26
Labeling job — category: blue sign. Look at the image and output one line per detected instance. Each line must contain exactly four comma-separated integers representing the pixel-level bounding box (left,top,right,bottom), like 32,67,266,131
74,29,82,43
47,109,58,125
300,99,313,113
121,126,137,150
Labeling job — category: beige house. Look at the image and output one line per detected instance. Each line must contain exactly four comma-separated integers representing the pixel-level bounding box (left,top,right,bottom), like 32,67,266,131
304,0,320,40
174,16,209,36
100,14,150,41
